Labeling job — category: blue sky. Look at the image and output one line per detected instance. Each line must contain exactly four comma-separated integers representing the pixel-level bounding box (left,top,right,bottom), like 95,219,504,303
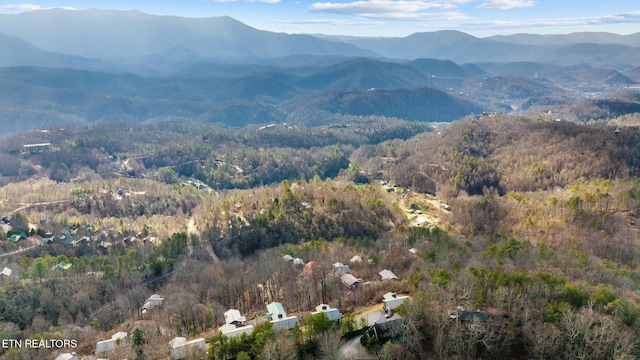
1,0,639,37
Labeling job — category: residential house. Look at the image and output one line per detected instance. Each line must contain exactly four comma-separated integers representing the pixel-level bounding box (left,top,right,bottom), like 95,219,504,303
54,352,78,360
360,318,409,347
382,292,409,314
60,235,74,246
220,310,254,338
301,261,319,277
450,309,488,322
341,273,363,289
22,143,51,154
266,302,299,330
310,304,343,322
142,294,165,310
379,269,399,281
10,232,26,243
332,262,350,275
52,262,72,271
96,331,127,354
224,309,246,326
219,323,254,337
169,337,207,359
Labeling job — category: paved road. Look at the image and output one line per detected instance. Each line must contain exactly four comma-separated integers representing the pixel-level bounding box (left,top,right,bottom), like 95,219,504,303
338,335,375,360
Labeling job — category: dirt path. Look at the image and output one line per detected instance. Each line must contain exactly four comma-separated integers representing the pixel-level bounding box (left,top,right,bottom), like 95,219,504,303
9,199,72,214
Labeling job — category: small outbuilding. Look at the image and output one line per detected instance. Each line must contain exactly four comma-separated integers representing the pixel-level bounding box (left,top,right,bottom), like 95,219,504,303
1,267,12,277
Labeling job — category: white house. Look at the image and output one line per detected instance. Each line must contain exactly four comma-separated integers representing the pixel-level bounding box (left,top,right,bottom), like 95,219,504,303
169,337,207,359
332,262,350,275
54,353,77,360
219,323,254,337
382,292,409,313
310,304,343,322
267,302,299,330
96,331,127,354
142,294,164,310
224,309,247,325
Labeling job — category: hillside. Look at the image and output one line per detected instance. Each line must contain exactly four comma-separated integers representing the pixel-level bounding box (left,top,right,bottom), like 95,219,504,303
0,63,485,137
306,87,484,122
0,115,639,359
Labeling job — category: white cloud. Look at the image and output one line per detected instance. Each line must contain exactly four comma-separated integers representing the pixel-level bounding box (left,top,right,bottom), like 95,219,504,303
587,11,640,25
309,0,471,20
273,18,384,26
0,3,43,11
0,4,76,12
273,19,384,25
477,0,535,10
464,11,640,32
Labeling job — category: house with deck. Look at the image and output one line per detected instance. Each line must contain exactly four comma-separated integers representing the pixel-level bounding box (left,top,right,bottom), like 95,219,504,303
267,302,299,330
310,304,343,322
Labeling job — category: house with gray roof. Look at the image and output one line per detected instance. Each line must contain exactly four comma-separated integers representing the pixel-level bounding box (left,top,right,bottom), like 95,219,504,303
96,331,127,354
379,269,399,281
310,304,343,322
169,337,206,359
341,273,363,289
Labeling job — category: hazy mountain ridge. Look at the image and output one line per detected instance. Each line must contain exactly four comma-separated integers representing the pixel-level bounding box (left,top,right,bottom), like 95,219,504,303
0,8,639,137
0,8,374,71
487,31,640,46
0,9,639,72
1,54,638,136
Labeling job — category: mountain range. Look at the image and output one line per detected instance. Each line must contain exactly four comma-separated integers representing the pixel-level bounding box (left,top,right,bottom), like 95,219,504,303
0,8,639,137
1,9,640,73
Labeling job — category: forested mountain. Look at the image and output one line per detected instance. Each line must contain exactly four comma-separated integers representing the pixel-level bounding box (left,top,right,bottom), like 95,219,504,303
1,58,637,137
2,113,640,359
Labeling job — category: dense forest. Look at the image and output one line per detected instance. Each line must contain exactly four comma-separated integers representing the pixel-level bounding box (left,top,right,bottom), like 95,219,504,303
0,112,640,359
